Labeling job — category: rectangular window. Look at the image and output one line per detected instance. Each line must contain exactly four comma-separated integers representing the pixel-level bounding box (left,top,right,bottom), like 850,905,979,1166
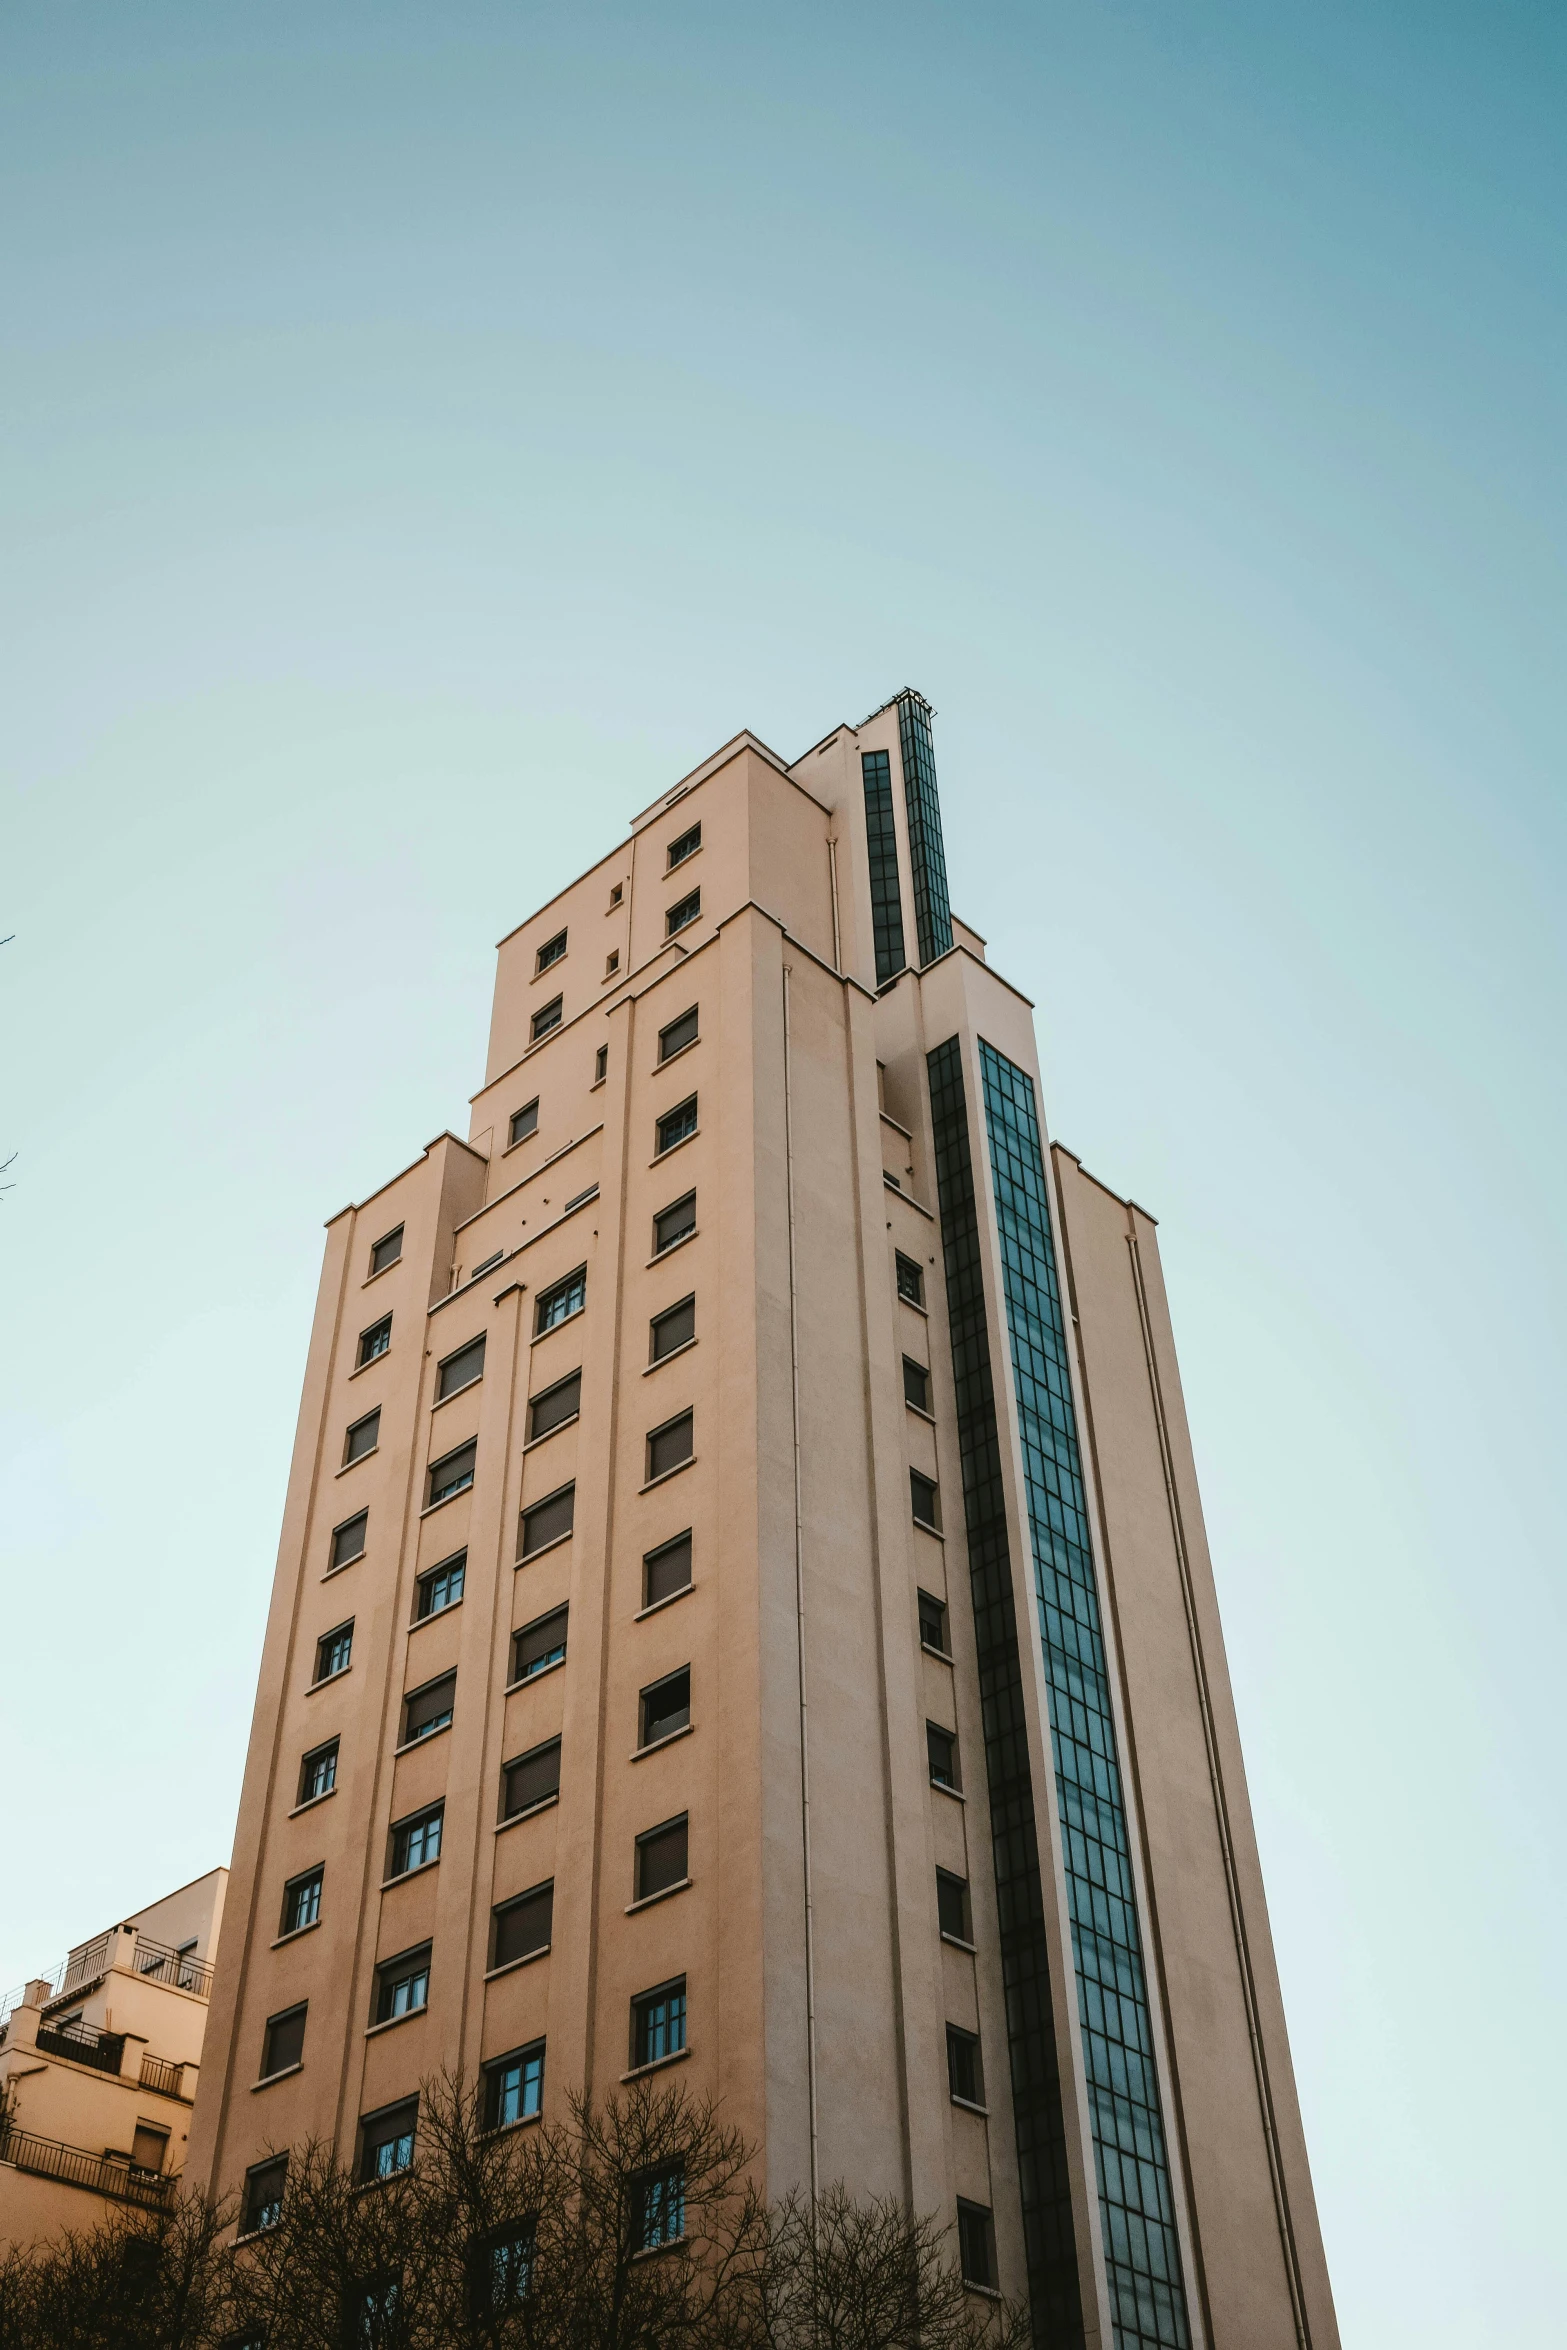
633,2161,685,2250
653,1192,696,1255
472,2220,536,2316
861,749,908,987
358,1316,392,1368
639,1667,690,1749
895,1251,925,1306
484,2044,545,2131
509,1100,539,1148
242,2156,286,2235
315,1623,353,1682
936,1868,971,1941
635,1815,689,1901
389,1803,444,1879
632,1978,686,2068
649,1296,695,1361
330,1511,367,1571
261,2004,307,2080
299,1739,338,1804
519,1483,575,1558
957,2201,996,2291
492,1882,554,1970
609,881,624,906
370,1227,403,1277
595,1043,608,1083
657,1006,699,1061
903,1357,931,1412
281,1867,322,1937
666,888,700,936
918,1591,949,1654
436,1334,485,1400
349,2278,401,2341
343,1408,380,1466
536,929,567,974
666,821,701,869
401,1672,455,1747
655,1096,698,1155
947,2024,984,2106
415,1553,465,1620
605,950,620,977
531,995,563,1043
359,2097,418,2182
427,1440,476,1507
535,1267,586,1333
501,1737,561,1821
910,1470,941,1531
926,1722,959,1790
512,1606,568,1683
373,1946,430,2025
528,1370,581,1441
131,2123,170,2174
646,1411,693,1482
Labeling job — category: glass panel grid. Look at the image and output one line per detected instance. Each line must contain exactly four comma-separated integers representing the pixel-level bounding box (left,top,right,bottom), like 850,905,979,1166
977,1039,1190,2350
896,694,953,966
861,750,907,986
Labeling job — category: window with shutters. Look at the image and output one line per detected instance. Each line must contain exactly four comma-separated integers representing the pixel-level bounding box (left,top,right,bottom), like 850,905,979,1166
530,995,563,1043
298,1739,338,1804
427,1440,476,1508
910,1470,941,1530
528,1371,581,1442
903,1357,931,1412
492,1882,553,1971
329,1511,367,1571
535,1268,586,1333
509,1099,539,1148
639,1668,690,1749
511,1607,567,1684
314,1623,353,1682
415,1553,465,1620
501,1738,561,1821
653,1192,696,1255
358,1315,391,1367
926,1723,959,1790
658,1006,699,1062
369,1227,403,1277
519,1483,575,1558
389,1804,443,1878
936,1869,971,1942
655,1097,698,1155
646,1411,693,1483
643,1532,693,1608
343,1408,380,1466
242,2156,286,2235
918,1591,949,1654
359,2097,418,2181
649,1297,694,1362
436,1334,485,1400
373,1946,430,2025
261,2004,307,2080
634,1815,689,1902
400,1673,454,1747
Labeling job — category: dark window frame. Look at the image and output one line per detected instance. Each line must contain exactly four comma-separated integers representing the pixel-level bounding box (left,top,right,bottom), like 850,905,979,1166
936,1868,971,1942
926,1722,960,1790
427,1439,477,1508
649,1295,695,1363
241,2155,287,2236
947,2024,985,2107
436,1334,486,1401
535,1267,587,1334
903,1356,931,1412
500,1736,562,1822
372,1944,431,2027
528,1371,582,1443
483,2043,546,2134
261,2003,307,2080
652,1192,697,1255
343,1407,380,1466
657,1005,700,1062
388,1802,444,1880
530,994,564,1043
643,1531,693,1609
639,1666,691,1749
655,1096,698,1155
634,1814,690,1903
369,1227,404,1277
509,1099,539,1148
519,1482,576,1559
329,1511,367,1571
298,1738,339,1805
400,1671,456,1748
281,1866,323,1938
511,1605,569,1684
633,2159,686,2250
910,1469,941,1531
314,1622,353,1683
666,821,701,869
491,1881,554,1972
957,2200,997,2292
535,928,567,974
666,888,701,937
646,1410,694,1483
358,2096,419,2183
631,1976,687,2069
895,1251,925,1306
357,1315,392,1368
918,1591,949,1655
415,1552,466,1621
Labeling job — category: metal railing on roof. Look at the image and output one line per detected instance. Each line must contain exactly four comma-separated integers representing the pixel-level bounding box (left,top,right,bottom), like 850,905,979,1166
133,1937,214,1999
35,2019,126,2075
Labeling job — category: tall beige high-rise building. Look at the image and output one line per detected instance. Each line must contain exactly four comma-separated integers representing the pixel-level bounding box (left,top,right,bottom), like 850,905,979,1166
189,693,1338,2350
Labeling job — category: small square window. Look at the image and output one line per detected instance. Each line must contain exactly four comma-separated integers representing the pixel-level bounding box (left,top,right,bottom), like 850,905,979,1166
936,1868,970,1942
632,1977,686,2068
531,995,563,1043
653,1192,696,1254
666,888,701,937
926,1722,959,1790
650,1296,695,1362
428,1440,476,1508
643,1532,693,1608
415,1553,466,1620
895,1252,924,1306
512,1606,568,1683
242,2155,287,2234
595,1043,608,1083
492,1881,554,1970
528,1370,581,1442
903,1357,931,1413
536,929,567,974
509,1099,539,1148
501,1737,561,1821
389,1803,443,1879
329,1511,367,1570
605,950,620,977
918,1591,949,1654
484,2044,545,2132
646,1411,694,1482
520,1483,575,1558
343,1408,380,1466
359,2097,418,2182
437,1335,486,1400
655,1096,698,1155
910,1470,941,1531
947,2024,984,2107
261,2003,307,2080
281,1867,322,1938
401,1672,455,1747
373,1946,430,2026
633,2160,686,2250
658,1006,699,1062
640,1666,690,1749
358,1315,392,1368
609,881,624,907
535,1268,586,1333
370,1227,404,1277
666,821,701,869
315,1623,353,1683
299,1739,338,1804
957,2201,996,2291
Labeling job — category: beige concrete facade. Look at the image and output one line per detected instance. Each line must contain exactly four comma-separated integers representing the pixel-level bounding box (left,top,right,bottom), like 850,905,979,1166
189,695,1337,2349
0,1868,226,2247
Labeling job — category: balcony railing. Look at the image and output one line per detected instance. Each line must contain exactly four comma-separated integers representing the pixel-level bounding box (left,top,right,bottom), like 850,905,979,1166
0,2121,175,2210
36,2019,126,2075
138,2051,186,2099
133,1937,214,2000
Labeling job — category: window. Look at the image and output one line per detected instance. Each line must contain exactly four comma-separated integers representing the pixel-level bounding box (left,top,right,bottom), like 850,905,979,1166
605,951,620,977
957,2201,997,2291
895,1252,925,1306
330,1511,367,1571
509,1099,539,1148
536,929,567,974
389,1803,443,1878
903,1357,931,1412
936,1868,971,1942
471,2219,536,2315
633,2161,685,2250
358,1316,392,1368
315,1623,353,1682
484,2044,545,2131
653,1192,696,1254
492,1882,553,1970
646,1410,694,1482
667,821,701,869
632,1977,686,2068
528,1370,581,1441
359,2097,418,2182
666,889,700,937
261,2004,307,2080
635,1815,689,1901
564,1183,598,1212
512,1606,568,1682
436,1334,485,1400
643,1532,693,1607
862,749,908,987
373,1946,430,2025
609,881,624,907
655,1096,698,1155
658,1006,699,1062
650,1296,695,1361
347,2276,402,2344
535,1267,586,1333
343,1408,380,1466
427,1440,476,1507
927,1723,959,1790
531,995,563,1043
520,1482,575,1557
470,1249,503,1279
918,1591,949,1654
401,1672,455,1747
370,1227,403,1277
639,1667,690,1748
299,1739,339,1804
281,1867,323,1937
947,2025,984,2106
131,2123,170,2174
415,1553,466,1620
595,1043,608,1083
910,1470,941,1531
242,2155,286,2235
501,1737,561,1821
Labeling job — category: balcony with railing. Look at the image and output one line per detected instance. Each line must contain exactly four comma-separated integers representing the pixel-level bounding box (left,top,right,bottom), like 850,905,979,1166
34,2018,126,2075
0,2118,175,2210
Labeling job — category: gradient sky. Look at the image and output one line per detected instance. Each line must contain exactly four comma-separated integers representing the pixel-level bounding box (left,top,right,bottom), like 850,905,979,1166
3,5,1563,2340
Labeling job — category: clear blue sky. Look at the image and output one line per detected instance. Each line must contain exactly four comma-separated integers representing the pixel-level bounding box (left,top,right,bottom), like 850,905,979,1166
3,5,1562,2339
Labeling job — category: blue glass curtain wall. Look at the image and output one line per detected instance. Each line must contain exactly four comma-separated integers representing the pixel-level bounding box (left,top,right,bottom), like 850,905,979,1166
896,694,954,967
861,750,908,988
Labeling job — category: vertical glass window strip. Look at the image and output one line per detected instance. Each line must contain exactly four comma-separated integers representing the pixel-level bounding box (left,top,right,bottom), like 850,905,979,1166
896,692,953,966
926,1036,1085,2350
860,751,907,987
977,1039,1191,2350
